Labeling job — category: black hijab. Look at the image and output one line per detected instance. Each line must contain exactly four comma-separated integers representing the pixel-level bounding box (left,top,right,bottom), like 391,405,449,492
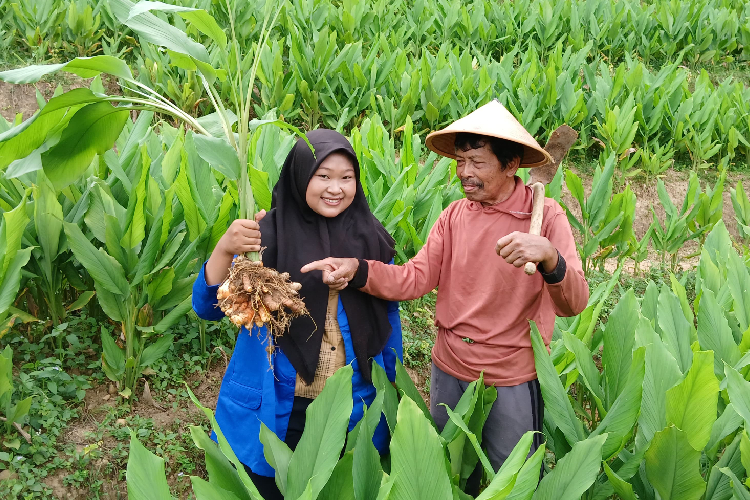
259,129,396,384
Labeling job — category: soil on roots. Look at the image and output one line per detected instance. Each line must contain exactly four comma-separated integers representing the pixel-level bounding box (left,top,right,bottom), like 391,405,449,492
217,256,308,353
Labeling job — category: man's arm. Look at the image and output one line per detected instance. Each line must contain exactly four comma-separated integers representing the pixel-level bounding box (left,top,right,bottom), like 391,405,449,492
302,211,448,301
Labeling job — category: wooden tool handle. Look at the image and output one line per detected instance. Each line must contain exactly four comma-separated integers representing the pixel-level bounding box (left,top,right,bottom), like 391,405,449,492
524,182,546,275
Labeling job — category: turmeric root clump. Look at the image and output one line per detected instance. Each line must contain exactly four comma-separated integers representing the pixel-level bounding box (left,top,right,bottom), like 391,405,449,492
217,256,308,337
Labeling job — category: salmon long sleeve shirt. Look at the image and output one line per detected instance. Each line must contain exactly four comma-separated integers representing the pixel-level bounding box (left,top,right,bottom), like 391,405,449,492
351,177,589,386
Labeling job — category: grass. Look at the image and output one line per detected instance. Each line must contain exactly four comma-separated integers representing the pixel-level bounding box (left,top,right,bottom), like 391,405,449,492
0,313,237,499
400,291,438,370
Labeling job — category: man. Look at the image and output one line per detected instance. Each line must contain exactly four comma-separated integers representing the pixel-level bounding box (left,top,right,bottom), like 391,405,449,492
302,100,588,489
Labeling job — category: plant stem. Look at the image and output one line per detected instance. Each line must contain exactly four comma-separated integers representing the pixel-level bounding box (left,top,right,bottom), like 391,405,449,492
199,318,207,357
123,296,136,393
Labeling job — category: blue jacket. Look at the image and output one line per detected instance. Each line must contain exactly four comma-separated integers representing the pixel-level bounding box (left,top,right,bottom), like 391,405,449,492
192,263,402,477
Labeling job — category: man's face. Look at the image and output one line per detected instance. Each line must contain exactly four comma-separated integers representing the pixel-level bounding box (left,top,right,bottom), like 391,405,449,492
455,141,519,204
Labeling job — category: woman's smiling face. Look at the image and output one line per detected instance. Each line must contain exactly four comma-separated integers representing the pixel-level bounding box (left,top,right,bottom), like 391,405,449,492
305,152,357,217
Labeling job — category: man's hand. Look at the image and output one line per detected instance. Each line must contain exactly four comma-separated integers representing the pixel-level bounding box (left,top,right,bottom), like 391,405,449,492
301,257,360,291
495,231,558,273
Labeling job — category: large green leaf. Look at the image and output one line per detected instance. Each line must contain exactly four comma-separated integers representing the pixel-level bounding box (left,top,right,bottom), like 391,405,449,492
389,396,453,500
286,365,354,500
249,166,272,212
444,404,495,480
394,357,433,426
504,444,545,500
0,89,103,172
697,289,741,378
563,332,604,409
126,2,227,49
718,467,750,500
645,426,706,500
32,176,63,284
665,351,719,451
192,133,240,180
112,0,210,62
532,434,607,500
636,316,682,449
0,56,133,84
742,431,750,483
590,347,645,459
126,431,172,500
189,426,252,500
139,334,174,368
175,154,206,241
603,462,637,500
63,221,130,296
602,289,638,407
531,321,584,445
131,209,165,287
706,434,744,500
724,364,750,424
707,404,743,453
259,422,293,496
42,102,129,189
190,477,242,500
658,286,693,374
346,392,384,455
147,268,175,303
120,151,149,250
0,248,32,315
95,283,127,323
186,388,264,500
475,431,535,500
353,407,383,500
727,250,750,333
0,192,30,277
153,295,193,334
101,329,125,381
372,362,398,433
319,451,355,500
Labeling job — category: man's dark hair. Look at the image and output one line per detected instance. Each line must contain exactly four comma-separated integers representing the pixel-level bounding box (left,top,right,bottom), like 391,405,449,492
454,132,524,170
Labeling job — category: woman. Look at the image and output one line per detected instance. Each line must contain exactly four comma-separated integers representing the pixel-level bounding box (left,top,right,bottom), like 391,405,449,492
192,129,402,499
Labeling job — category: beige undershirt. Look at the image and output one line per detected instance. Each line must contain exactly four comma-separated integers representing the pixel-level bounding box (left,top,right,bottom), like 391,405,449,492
294,290,346,399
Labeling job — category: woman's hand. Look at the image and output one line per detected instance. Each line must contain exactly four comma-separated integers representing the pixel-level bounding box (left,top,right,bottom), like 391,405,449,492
205,210,266,285
301,257,359,290
216,211,266,256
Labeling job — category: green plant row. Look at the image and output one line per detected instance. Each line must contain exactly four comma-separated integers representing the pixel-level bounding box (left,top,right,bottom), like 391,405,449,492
4,0,750,65
3,0,750,173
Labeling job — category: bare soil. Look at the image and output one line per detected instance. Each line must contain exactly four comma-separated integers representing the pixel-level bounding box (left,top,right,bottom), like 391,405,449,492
42,361,227,500
560,165,750,273
0,73,121,122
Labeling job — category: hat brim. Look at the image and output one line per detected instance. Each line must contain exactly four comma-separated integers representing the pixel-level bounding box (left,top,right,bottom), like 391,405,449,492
426,130,552,168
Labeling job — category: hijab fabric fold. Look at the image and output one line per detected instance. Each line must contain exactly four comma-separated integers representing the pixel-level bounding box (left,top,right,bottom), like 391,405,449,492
258,129,396,384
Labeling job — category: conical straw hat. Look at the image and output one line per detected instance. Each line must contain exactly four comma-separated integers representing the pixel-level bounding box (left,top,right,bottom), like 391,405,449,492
425,100,553,168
